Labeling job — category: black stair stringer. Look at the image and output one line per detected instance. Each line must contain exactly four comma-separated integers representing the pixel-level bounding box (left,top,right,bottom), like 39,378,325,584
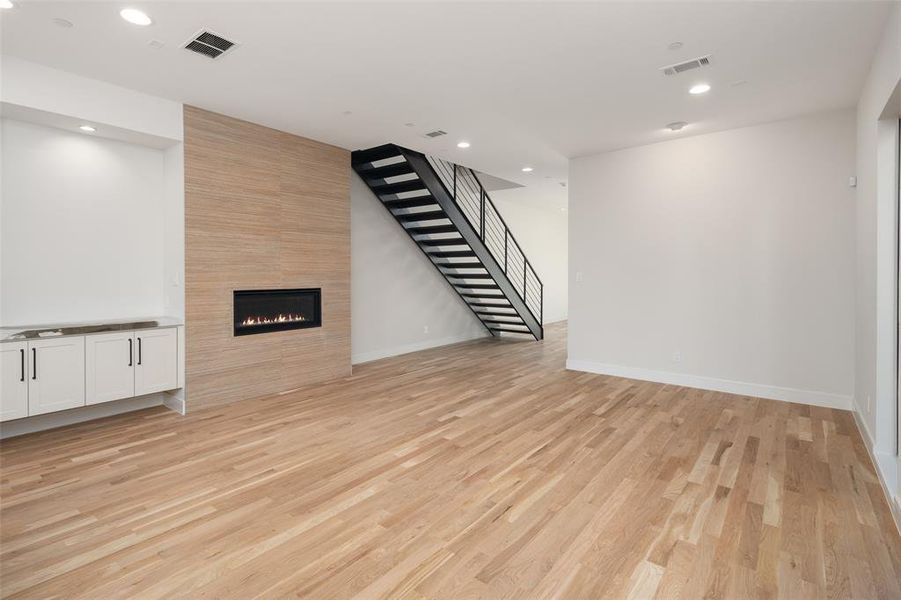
399,148,542,340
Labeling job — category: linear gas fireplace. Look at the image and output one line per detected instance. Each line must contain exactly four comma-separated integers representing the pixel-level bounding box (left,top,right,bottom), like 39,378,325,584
233,288,322,336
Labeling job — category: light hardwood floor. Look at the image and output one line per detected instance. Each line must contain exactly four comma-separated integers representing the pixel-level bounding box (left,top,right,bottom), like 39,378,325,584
1,323,899,599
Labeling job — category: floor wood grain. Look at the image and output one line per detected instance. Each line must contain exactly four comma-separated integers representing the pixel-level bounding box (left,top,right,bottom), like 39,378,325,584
1,322,899,599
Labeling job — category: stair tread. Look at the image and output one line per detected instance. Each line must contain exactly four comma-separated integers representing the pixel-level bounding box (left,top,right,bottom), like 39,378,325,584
461,293,504,298
480,319,525,325
397,210,446,222
429,250,475,258
358,162,414,179
373,180,428,195
467,302,512,308
437,262,483,269
446,273,493,279
352,144,402,165
408,224,458,235
454,283,499,289
419,239,468,247
384,198,437,210
490,327,534,334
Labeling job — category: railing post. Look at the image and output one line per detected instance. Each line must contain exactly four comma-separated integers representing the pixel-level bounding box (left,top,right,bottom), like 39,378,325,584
479,185,485,240
523,260,528,303
453,164,457,201
540,281,543,325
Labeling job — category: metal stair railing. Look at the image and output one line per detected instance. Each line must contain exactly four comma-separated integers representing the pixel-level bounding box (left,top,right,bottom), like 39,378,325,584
426,155,544,326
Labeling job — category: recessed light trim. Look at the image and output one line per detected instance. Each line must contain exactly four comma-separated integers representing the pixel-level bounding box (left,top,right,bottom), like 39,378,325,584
521,167,533,173
667,41,683,51
666,121,688,132
120,8,152,26
52,17,74,28
79,125,96,132
456,141,470,149
0,0,15,9
689,83,711,95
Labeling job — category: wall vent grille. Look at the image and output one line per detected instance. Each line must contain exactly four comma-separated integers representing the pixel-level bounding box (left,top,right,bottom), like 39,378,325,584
425,130,447,138
659,55,712,76
184,30,237,59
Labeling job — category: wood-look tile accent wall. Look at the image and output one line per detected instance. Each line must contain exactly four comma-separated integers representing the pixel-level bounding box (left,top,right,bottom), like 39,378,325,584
184,106,351,410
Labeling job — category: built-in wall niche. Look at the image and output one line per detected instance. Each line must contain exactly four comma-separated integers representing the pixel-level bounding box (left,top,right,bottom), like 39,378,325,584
233,289,322,336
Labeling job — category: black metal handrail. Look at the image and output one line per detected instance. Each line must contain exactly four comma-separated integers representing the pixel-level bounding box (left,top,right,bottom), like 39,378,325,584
426,155,544,326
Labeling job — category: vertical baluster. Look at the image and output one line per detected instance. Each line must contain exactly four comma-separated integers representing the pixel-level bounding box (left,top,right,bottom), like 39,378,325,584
504,230,508,273
479,183,485,240
453,164,457,202
540,280,543,325
523,259,528,305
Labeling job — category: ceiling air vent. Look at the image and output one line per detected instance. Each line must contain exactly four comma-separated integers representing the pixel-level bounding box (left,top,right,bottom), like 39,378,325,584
184,30,237,59
425,130,447,138
659,55,712,76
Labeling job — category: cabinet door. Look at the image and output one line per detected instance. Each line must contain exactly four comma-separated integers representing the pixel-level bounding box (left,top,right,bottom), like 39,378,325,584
1,342,29,422
85,332,135,405
134,328,177,396
28,337,85,415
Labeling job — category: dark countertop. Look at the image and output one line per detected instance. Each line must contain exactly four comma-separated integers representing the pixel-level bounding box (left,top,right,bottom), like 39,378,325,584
0,317,183,343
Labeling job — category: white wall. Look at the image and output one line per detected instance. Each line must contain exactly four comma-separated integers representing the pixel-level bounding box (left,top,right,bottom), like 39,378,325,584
1,119,168,324
854,4,901,524
492,187,568,324
568,109,856,409
351,174,487,364
1,56,183,143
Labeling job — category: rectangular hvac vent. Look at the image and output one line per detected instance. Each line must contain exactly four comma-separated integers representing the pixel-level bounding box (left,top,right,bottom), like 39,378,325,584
660,55,712,76
184,30,237,59
425,130,447,138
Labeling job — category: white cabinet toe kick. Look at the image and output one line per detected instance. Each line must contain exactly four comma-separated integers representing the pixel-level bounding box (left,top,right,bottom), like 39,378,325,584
1,325,182,423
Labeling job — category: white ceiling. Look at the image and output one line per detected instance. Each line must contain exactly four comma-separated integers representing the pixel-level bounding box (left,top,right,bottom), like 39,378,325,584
0,1,892,200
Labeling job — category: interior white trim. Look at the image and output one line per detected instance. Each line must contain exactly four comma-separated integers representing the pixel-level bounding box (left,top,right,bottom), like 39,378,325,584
0,392,176,439
352,332,486,365
565,359,852,410
852,407,901,535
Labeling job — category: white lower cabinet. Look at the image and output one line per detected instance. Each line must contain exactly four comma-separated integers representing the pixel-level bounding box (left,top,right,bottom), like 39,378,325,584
86,332,135,405
27,337,86,416
0,326,179,421
134,328,178,395
1,342,29,422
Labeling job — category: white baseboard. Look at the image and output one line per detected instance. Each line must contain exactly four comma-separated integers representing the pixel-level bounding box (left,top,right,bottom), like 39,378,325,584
851,408,901,535
0,393,172,439
565,359,852,410
352,332,488,365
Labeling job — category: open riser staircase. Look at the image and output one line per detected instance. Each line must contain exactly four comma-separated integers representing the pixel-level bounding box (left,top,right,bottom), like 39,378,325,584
352,144,543,340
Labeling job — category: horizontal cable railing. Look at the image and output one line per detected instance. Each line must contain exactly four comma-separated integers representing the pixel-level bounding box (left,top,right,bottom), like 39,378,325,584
426,154,544,327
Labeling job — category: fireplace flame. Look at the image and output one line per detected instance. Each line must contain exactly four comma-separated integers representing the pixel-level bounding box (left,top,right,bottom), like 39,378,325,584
240,313,306,327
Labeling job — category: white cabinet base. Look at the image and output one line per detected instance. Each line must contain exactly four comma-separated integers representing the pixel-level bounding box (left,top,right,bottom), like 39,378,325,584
86,332,135,405
27,337,86,416
1,342,29,422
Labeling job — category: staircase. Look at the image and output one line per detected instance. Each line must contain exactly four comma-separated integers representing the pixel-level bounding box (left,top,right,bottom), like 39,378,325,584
352,144,543,340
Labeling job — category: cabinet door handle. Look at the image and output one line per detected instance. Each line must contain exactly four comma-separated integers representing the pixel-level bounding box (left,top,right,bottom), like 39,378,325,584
137,337,142,365
20,349,25,382
32,348,37,380
128,338,133,366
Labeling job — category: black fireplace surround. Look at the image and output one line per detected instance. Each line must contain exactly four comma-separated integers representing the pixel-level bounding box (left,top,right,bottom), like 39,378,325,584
233,288,322,336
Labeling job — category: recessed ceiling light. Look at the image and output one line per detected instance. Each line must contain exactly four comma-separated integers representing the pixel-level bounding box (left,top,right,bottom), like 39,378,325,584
52,17,74,28
667,41,683,51
120,8,152,26
689,83,711,95
0,0,15,9
666,121,688,132
521,167,533,173
79,125,96,132
457,141,470,149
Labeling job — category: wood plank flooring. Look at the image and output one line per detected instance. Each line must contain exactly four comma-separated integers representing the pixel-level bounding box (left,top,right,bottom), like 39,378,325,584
1,322,899,599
